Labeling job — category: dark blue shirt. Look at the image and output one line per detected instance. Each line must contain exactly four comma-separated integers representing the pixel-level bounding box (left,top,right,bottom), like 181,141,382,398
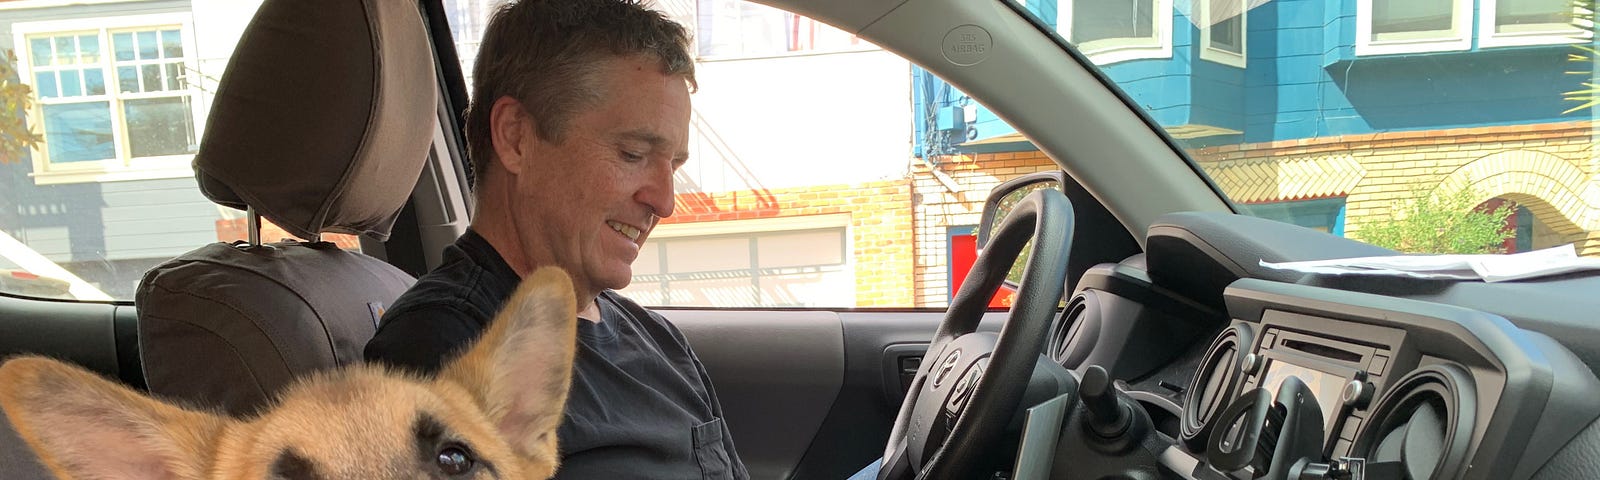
364,230,748,479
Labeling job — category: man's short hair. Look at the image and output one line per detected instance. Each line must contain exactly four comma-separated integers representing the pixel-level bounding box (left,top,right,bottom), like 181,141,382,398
465,0,697,188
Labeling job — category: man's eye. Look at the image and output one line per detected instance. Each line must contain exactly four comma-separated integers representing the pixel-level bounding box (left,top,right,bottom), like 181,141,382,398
621,151,645,162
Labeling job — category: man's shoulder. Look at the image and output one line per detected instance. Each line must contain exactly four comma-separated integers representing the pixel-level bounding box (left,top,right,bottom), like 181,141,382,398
384,250,508,323
366,268,492,373
383,274,472,320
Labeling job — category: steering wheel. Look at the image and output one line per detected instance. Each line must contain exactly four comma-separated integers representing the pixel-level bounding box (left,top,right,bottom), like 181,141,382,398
877,189,1074,480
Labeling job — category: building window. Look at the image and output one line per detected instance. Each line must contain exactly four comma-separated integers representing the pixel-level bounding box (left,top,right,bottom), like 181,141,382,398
621,225,853,307
1235,197,1347,235
1356,0,1471,55
695,0,866,59
1056,0,1174,65
1198,0,1246,68
14,15,199,185
1479,0,1589,48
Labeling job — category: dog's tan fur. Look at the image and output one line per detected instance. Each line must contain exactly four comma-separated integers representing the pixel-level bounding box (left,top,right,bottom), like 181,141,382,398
0,267,578,480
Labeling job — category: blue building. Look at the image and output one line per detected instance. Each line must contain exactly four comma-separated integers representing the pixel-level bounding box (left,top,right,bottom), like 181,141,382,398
911,0,1599,255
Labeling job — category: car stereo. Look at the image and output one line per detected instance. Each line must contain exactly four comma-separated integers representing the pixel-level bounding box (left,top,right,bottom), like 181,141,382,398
1241,324,1395,456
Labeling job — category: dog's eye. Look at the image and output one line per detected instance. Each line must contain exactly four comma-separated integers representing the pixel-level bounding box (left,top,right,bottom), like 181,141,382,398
436,443,475,475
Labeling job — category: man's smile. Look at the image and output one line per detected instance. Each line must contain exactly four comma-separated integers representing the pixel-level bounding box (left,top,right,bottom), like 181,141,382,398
607,220,644,242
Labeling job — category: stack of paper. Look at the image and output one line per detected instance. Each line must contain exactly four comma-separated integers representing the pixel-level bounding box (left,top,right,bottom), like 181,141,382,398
1259,244,1600,283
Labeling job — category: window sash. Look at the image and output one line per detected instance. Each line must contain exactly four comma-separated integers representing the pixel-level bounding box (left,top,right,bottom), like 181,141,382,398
1494,0,1571,32
1355,0,1471,55
1479,0,1588,47
1370,0,1456,40
1209,16,1244,54
1199,0,1247,67
18,22,197,173
1069,0,1156,45
1055,0,1173,65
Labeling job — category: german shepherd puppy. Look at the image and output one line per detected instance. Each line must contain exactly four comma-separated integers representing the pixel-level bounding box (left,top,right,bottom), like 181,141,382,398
0,267,578,480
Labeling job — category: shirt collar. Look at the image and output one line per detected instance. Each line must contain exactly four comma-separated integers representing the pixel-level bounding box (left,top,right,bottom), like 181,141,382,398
457,228,522,286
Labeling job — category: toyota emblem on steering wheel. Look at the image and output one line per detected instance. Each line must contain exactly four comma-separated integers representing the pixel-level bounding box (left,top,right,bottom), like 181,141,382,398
932,349,962,388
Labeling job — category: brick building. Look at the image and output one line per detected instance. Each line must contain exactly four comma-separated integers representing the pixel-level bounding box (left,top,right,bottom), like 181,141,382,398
1191,121,1600,256
911,151,1060,307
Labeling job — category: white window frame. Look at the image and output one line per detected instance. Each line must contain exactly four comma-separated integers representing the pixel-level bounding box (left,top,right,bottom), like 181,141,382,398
1198,0,1247,68
648,213,852,239
12,13,203,185
1056,0,1175,65
1356,0,1472,56
626,214,855,308
1478,0,1591,48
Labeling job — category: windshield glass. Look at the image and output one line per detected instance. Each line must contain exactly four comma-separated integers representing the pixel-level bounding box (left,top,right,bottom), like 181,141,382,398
1006,0,1599,256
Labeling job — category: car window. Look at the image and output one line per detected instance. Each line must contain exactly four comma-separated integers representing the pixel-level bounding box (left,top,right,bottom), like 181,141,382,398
443,0,1055,308
0,1,359,302
1010,0,1599,256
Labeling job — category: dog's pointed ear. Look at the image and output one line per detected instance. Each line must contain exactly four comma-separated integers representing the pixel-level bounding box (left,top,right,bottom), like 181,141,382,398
439,266,577,462
0,356,230,480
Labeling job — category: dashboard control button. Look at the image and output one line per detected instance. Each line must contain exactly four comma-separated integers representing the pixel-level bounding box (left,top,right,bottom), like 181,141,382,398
1369,354,1390,376
1242,353,1263,375
1340,417,1362,442
1342,380,1374,409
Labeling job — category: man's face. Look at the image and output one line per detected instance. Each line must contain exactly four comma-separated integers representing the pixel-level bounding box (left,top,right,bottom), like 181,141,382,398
506,55,690,297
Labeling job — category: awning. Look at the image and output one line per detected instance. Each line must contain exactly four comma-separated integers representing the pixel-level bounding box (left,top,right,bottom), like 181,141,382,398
956,132,1036,153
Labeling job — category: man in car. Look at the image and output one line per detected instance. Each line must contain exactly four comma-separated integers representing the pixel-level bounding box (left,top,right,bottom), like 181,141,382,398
363,1,748,478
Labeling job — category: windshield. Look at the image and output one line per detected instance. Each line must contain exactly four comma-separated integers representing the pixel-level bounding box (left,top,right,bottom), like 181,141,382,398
1005,0,1599,256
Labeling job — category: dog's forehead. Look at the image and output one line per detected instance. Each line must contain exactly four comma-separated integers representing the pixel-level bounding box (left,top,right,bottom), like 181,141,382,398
232,368,506,478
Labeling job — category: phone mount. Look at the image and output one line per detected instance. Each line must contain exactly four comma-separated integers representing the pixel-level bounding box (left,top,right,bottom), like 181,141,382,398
1206,377,1329,480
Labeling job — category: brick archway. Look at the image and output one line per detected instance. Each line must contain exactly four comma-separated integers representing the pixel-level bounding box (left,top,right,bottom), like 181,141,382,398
1434,149,1596,237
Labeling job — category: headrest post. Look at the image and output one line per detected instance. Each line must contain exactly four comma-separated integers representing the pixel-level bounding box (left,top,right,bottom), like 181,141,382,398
247,206,262,246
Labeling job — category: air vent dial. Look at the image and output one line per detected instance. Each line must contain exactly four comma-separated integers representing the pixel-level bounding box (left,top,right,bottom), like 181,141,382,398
1179,324,1255,452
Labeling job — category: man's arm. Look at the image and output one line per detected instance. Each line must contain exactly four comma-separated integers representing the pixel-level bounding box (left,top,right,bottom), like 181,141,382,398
364,304,485,376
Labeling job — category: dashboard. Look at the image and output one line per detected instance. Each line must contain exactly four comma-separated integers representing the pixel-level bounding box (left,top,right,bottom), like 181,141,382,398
1027,212,1600,480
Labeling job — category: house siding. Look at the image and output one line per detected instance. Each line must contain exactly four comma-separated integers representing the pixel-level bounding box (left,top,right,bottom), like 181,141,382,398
2,0,224,300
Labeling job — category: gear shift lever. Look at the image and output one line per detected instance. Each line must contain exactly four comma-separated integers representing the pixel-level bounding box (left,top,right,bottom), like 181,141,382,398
1081,365,1131,438
1078,365,1149,455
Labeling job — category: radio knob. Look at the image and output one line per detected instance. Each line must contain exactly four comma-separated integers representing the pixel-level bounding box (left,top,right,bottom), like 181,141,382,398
1341,380,1374,408
1241,353,1263,375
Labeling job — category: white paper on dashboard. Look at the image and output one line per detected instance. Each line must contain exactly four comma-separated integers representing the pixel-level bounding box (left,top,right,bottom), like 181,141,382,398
1259,244,1600,283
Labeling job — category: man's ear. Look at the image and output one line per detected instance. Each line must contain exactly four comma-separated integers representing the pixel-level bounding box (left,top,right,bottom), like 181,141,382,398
438,267,577,461
0,356,230,480
488,96,536,176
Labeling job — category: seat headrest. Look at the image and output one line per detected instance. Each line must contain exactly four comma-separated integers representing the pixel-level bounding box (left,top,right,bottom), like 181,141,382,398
194,0,436,241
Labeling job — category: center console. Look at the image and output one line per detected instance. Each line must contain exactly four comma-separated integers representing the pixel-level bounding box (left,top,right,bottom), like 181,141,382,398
1158,279,1600,480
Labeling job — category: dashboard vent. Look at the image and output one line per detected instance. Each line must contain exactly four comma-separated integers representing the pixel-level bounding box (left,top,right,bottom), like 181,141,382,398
1353,364,1476,480
1048,291,1100,368
1180,324,1254,452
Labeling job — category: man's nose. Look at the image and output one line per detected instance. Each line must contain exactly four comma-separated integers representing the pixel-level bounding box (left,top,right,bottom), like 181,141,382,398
638,162,676,219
